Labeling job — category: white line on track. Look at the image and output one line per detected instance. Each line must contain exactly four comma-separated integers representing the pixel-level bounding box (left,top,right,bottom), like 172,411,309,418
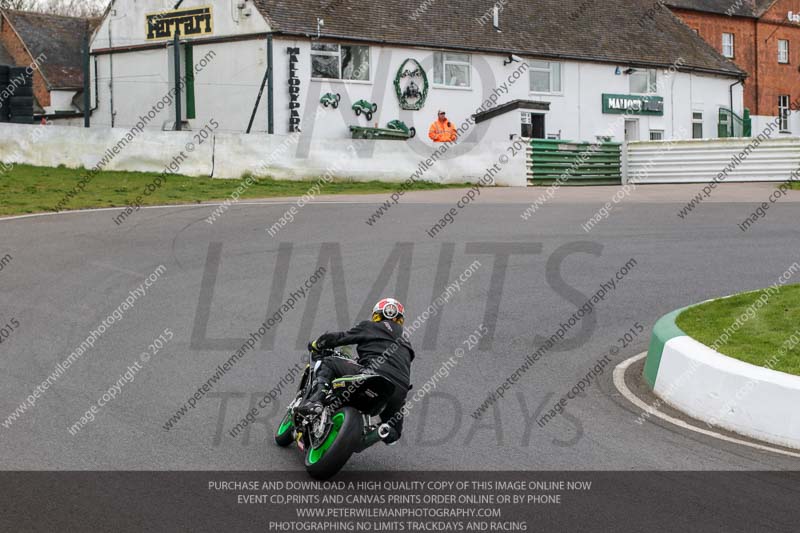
614,352,800,459
0,201,391,223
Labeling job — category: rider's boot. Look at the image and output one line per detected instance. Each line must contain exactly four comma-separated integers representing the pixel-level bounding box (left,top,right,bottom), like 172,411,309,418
297,378,329,416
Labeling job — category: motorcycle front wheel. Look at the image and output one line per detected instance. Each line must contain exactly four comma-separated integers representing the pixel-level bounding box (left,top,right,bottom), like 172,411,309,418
304,407,363,480
274,410,295,447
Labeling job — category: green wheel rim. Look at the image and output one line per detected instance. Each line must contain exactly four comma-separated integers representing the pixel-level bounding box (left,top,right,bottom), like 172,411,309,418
307,412,345,465
277,413,293,436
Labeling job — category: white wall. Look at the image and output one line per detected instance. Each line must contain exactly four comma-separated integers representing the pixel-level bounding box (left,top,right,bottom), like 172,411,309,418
269,37,741,145
46,90,78,114
89,1,743,147
0,123,526,186
91,0,271,132
92,40,268,133
92,0,270,50
752,113,800,137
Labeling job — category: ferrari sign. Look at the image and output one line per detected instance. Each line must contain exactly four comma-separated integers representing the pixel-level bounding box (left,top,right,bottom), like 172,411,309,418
146,6,213,40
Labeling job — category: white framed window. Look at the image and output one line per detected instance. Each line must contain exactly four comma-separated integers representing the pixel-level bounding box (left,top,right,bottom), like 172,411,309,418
778,40,789,64
778,95,790,132
433,52,471,88
528,60,562,94
629,69,657,94
722,33,735,58
649,130,664,141
692,111,703,139
311,43,370,81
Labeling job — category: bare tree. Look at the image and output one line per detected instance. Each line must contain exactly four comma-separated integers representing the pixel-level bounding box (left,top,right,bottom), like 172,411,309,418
0,0,37,11
1,0,108,17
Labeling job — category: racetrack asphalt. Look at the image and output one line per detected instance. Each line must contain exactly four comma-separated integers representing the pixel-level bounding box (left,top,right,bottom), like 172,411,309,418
1,182,799,471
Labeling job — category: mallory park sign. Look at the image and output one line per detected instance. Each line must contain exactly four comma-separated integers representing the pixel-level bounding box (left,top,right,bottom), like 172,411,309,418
602,93,664,116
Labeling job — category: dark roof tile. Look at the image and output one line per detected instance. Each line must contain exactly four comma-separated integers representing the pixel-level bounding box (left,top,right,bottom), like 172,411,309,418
665,0,776,18
254,0,745,76
3,10,90,89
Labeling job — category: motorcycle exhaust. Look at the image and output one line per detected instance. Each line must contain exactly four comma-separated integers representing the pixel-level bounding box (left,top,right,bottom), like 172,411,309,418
377,424,392,440
356,423,394,453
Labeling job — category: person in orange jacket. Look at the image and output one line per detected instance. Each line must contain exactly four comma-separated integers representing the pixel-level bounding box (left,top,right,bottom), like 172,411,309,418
428,110,457,142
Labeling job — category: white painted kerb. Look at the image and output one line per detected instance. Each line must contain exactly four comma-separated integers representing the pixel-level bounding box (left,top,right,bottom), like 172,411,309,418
655,336,800,450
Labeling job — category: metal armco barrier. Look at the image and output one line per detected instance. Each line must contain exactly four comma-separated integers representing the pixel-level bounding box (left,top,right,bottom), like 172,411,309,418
625,137,800,183
527,138,622,186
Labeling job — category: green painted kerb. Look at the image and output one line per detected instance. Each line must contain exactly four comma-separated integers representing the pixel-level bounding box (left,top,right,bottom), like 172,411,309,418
643,307,689,389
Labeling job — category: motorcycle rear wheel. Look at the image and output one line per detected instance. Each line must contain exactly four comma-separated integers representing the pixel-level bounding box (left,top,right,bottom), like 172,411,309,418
304,407,363,480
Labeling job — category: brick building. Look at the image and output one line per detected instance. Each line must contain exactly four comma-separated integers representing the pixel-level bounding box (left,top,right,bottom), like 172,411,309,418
667,0,800,135
0,10,94,116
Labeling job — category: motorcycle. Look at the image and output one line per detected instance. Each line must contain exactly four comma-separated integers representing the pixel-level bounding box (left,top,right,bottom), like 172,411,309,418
274,347,397,479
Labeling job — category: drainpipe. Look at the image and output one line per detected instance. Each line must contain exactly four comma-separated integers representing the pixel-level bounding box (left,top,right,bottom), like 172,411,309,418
107,16,115,127
174,28,182,131
267,34,274,134
83,32,90,127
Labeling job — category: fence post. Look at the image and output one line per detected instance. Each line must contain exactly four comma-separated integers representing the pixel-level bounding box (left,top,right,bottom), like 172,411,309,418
621,141,629,184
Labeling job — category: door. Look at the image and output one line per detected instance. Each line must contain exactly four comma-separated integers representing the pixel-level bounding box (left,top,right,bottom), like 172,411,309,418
521,112,546,139
624,119,639,141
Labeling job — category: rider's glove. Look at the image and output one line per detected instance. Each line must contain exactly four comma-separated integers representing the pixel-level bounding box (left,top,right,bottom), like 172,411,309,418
308,339,324,355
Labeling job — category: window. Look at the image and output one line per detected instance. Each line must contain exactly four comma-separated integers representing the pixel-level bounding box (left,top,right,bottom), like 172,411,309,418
779,95,790,132
311,43,370,81
649,130,664,141
433,52,471,88
778,40,789,64
629,69,657,94
692,112,703,139
722,33,735,58
528,60,562,93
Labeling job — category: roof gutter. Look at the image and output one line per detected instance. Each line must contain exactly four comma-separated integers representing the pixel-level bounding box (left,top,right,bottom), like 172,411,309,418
270,29,747,79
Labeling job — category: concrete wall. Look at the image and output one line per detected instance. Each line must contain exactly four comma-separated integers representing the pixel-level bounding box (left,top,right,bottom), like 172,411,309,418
645,307,800,450
655,335,800,450
0,122,526,186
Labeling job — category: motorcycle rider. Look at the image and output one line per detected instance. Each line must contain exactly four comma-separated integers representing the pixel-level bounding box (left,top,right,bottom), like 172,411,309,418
299,298,414,444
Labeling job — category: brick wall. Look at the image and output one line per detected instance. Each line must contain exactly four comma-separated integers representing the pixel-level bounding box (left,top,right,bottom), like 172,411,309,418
758,1,800,125
671,8,757,112
0,15,50,108
671,2,800,120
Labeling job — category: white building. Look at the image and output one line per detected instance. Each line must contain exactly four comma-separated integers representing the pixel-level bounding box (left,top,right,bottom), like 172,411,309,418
89,0,745,145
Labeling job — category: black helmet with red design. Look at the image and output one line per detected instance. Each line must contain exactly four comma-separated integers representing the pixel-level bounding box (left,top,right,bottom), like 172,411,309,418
372,298,405,324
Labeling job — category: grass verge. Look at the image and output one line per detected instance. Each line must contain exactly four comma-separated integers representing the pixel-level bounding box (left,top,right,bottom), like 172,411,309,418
0,163,469,217
676,284,800,375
